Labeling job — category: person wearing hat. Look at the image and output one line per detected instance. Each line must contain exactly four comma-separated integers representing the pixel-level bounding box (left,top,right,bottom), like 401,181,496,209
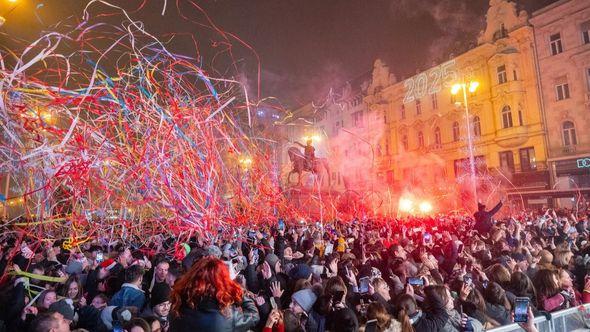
474,199,503,235
288,288,319,331
29,311,72,332
48,298,76,326
101,306,134,331
142,283,171,331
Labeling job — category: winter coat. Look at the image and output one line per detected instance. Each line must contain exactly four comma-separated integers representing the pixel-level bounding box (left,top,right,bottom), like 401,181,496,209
473,202,502,234
169,296,260,332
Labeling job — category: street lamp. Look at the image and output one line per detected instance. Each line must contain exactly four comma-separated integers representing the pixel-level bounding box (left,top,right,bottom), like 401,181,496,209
451,81,479,205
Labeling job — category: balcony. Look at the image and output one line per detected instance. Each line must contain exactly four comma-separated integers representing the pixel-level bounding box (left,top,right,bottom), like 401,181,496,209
494,125,529,148
495,169,550,190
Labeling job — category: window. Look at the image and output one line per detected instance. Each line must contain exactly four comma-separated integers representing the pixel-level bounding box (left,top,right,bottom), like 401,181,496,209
513,70,518,81
550,33,563,55
385,137,390,155
497,65,507,84
432,93,438,110
518,108,524,126
586,68,590,91
402,135,408,151
383,111,387,124
418,131,424,147
563,121,577,146
556,83,570,100
502,105,513,128
499,151,515,173
519,147,536,172
416,99,422,115
583,21,590,44
401,105,406,120
434,127,442,148
472,116,481,137
452,121,460,142
352,111,363,127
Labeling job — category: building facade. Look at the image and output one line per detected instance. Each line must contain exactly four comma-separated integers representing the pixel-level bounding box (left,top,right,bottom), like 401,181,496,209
530,0,590,207
282,0,590,210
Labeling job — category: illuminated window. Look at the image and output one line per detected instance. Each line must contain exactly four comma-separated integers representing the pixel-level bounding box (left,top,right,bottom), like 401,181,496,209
550,33,563,55
434,127,442,148
556,83,570,100
502,106,513,128
402,135,408,151
563,121,577,146
499,151,515,173
472,116,481,137
519,147,536,172
418,131,424,147
583,21,590,44
416,99,422,115
497,65,507,84
432,93,438,110
401,105,406,120
452,121,460,142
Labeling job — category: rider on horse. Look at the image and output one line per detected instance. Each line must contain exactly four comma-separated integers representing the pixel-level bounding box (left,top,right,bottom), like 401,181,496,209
294,139,315,171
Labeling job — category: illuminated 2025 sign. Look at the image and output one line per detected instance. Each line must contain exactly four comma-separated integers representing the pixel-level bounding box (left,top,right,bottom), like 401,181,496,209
403,60,458,104
577,158,590,169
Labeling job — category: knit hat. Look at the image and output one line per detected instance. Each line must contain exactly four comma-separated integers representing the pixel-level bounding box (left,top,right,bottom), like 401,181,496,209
100,306,133,330
49,298,75,321
292,288,317,313
65,260,84,275
150,283,171,307
265,253,280,270
288,263,313,281
206,245,222,259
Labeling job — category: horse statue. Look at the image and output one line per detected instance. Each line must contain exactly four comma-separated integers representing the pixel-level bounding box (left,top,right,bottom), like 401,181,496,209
287,147,330,186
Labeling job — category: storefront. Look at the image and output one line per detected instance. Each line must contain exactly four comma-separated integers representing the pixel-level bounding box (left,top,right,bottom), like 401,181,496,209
551,156,590,207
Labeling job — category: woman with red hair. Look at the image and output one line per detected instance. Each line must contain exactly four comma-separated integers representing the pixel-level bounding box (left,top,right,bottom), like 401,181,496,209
169,256,259,332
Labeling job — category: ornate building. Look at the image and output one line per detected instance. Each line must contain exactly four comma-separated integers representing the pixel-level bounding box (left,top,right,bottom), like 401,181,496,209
530,0,590,207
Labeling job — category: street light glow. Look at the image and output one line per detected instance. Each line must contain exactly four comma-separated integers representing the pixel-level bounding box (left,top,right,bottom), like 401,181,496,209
398,198,413,213
419,201,433,214
468,81,480,93
451,84,462,95
303,135,321,142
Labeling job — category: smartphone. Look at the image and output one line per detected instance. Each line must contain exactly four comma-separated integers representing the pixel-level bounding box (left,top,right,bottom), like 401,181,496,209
96,252,104,263
248,230,257,239
269,296,277,309
514,297,529,323
458,243,464,254
251,248,259,263
324,243,334,255
423,233,432,244
463,273,472,286
482,280,489,289
278,219,285,232
408,277,424,286
359,277,370,294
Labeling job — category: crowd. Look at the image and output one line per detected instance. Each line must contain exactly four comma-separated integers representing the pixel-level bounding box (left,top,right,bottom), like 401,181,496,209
1,201,590,332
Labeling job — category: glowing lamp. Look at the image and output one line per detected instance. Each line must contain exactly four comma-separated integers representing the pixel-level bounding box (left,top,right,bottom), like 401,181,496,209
468,81,480,93
419,201,433,214
8,0,17,3
398,198,413,212
451,84,462,95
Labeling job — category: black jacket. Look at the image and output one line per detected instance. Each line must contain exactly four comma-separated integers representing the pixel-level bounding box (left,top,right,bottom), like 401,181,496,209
474,201,503,234
170,296,259,332
413,287,450,332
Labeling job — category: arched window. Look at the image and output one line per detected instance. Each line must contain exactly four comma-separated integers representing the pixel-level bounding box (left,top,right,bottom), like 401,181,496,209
473,116,481,137
563,121,577,146
434,127,442,148
418,131,424,147
502,105,513,128
452,121,460,142
402,135,408,151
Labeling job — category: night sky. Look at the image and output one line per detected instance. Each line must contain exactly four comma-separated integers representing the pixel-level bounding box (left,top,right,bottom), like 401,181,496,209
1,0,558,108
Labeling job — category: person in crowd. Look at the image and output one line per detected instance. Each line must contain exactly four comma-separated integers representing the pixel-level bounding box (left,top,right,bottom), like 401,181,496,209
142,283,171,331
473,200,503,234
110,265,146,310
29,311,71,332
169,256,260,331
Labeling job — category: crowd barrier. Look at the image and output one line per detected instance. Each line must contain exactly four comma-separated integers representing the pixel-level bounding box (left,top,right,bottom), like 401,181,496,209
487,303,590,332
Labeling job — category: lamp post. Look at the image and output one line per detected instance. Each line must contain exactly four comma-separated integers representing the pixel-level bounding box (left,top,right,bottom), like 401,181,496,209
451,81,479,206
